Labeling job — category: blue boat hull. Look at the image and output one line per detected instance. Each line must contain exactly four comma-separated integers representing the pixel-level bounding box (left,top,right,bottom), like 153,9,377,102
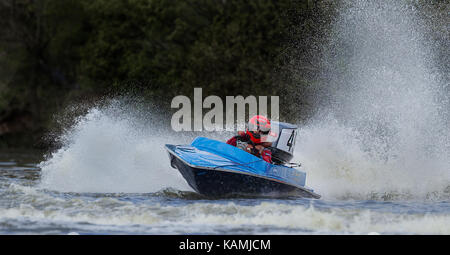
165,137,320,198
169,154,317,197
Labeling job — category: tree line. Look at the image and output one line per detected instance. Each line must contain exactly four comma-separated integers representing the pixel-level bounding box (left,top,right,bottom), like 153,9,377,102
0,0,444,148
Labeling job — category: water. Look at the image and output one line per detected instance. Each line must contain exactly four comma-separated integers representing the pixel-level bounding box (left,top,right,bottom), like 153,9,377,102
1,103,448,234
1,150,449,235
1,0,449,234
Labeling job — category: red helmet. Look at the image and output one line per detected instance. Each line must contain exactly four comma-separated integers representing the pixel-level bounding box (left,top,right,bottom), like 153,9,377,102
246,115,271,143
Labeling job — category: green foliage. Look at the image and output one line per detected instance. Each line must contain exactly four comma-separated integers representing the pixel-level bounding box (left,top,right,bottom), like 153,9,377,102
0,0,335,147
78,0,291,98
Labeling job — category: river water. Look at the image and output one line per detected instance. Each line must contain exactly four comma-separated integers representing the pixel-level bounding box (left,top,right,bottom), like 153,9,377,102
0,147,449,235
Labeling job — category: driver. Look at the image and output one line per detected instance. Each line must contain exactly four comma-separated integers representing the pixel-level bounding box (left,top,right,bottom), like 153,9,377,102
226,115,273,163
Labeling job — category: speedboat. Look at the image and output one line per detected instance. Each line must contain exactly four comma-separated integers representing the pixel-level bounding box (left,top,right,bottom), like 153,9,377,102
165,122,320,198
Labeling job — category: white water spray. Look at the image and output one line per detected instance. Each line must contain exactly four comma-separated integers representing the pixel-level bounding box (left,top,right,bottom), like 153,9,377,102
39,102,193,193
295,0,449,200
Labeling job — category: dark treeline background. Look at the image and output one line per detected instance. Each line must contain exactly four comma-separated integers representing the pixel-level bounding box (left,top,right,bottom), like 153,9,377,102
0,0,445,148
